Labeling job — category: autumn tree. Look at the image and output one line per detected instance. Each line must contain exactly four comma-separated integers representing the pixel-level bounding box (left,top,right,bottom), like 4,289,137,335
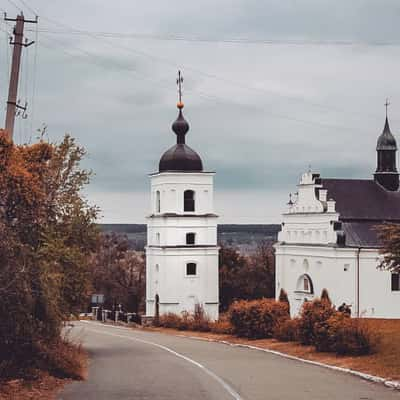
219,242,276,311
377,223,400,273
90,233,145,312
0,132,99,379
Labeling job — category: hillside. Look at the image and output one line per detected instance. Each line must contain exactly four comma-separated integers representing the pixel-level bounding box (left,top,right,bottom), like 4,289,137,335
99,224,281,253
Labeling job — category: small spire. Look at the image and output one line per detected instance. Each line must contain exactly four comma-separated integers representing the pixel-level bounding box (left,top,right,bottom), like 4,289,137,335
172,70,189,144
385,98,390,119
176,70,184,109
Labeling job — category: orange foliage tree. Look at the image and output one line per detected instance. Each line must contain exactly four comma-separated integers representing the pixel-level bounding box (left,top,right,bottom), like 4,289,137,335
0,131,99,379
377,223,400,273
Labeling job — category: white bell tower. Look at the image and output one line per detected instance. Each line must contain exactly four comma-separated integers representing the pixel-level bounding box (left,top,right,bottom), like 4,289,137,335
145,72,219,321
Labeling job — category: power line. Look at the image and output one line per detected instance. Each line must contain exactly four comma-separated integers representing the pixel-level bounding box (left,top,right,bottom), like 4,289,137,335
14,0,37,17
4,0,21,12
26,18,396,124
24,27,400,47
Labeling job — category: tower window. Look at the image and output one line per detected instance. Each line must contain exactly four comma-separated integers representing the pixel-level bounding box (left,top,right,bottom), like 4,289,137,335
186,263,197,276
184,190,195,212
392,273,400,291
156,191,161,213
156,232,160,245
186,233,196,245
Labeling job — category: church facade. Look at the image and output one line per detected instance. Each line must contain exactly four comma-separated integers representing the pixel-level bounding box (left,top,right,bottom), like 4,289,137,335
145,87,219,321
275,114,400,319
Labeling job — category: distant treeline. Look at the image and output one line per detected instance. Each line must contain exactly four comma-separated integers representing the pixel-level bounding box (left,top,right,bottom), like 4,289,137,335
99,224,281,236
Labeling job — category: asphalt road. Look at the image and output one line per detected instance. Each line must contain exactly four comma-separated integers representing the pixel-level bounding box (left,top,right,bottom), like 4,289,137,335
59,321,399,400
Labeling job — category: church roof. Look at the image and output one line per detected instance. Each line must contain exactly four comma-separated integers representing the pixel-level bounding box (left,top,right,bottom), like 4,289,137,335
341,221,382,248
159,103,203,173
320,178,400,221
319,178,400,247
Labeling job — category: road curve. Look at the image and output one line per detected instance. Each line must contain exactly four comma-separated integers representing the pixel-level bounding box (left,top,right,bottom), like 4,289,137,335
59,321,398,400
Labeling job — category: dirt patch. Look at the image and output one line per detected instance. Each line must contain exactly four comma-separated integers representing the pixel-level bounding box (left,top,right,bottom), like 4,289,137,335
144,318,400,381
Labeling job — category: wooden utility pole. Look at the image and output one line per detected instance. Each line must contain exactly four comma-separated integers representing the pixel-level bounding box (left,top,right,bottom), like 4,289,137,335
4,13,37,141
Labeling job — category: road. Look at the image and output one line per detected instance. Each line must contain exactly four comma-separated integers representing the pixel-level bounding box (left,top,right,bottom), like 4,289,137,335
59,321,399,400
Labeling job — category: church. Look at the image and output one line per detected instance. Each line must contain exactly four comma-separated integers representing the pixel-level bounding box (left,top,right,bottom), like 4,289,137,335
275,111,400,319
145,73,219,321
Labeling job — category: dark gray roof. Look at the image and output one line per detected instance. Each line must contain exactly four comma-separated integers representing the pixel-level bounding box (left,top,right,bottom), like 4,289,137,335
159,107,203,173
320,178,400,221
159,144,203,172
319,178,400,247
341,221,382,248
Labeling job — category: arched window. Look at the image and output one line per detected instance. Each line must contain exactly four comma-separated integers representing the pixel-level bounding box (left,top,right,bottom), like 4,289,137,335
186,263,197,276
296,274,314,294
156,191,161,213
156,232,160,245
184,190,195,212
186,232,196,245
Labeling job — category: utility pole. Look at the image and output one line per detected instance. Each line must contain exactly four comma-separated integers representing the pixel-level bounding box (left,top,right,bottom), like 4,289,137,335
4,13,37,141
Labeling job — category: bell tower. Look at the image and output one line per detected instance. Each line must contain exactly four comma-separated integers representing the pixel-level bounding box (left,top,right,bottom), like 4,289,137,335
145,72,219,321
374,100,399,191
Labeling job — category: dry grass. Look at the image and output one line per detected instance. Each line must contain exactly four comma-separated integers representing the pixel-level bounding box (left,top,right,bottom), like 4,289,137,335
146,318,400,381
0,373,66,400
0,338,88,400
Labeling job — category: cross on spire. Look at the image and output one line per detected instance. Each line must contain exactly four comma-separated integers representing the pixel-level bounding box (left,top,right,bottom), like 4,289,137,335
385,98,390,118
176,70,184,108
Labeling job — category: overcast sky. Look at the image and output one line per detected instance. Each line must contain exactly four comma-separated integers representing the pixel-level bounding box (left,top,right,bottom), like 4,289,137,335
0,0,399,223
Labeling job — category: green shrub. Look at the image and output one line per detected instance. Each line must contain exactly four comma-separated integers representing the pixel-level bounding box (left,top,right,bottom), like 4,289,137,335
273,318,299,342
298,299,336,345
228,299,289,339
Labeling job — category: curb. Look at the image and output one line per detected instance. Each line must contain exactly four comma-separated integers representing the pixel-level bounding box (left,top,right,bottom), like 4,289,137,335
175,333,400,391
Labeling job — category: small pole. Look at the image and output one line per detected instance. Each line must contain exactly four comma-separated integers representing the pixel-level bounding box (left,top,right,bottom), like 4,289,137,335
4,13,37,140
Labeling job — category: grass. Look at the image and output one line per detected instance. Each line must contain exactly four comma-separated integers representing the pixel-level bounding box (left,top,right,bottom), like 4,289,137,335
146,318,400,381
0,337,88,400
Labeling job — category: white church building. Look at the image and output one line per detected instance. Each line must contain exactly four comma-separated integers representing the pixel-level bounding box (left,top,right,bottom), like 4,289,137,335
275,114,400,319
145,84,219,321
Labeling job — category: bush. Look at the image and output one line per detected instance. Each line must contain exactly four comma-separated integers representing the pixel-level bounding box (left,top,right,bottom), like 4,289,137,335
38,339,86,380
229,299,289,339
320,289,332,304
278,289,290,315
327,315,378,355
210,315,234,334
298,299,336,345
273,318,299,342
159,313,182,329
191,306,211,332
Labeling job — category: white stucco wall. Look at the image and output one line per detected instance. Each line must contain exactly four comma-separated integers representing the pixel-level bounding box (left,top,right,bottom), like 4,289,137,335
146,171,219,321
275,170,400,319
275,245,400,319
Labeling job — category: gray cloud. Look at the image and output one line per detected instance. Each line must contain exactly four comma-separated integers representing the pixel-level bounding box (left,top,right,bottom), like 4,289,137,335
0,0,399,222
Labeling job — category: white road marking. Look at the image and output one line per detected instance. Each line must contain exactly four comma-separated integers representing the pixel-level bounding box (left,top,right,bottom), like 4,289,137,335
79,322,243,400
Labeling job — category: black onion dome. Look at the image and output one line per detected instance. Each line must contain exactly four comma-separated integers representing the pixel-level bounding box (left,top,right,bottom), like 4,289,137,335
377,117,397,151
159,106,203,172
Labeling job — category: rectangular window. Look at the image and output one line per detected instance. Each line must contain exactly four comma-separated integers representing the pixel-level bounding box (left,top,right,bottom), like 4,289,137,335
392,273,400,291
184,190,195,212
186,233,196,245
186,263,197,276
